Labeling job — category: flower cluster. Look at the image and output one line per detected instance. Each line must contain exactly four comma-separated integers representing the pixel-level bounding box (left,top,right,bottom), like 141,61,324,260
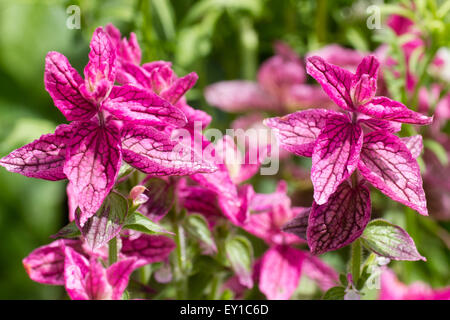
0,12,445,300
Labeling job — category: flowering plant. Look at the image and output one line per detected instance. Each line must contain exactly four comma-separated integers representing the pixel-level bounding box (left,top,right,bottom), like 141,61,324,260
0,0,449,301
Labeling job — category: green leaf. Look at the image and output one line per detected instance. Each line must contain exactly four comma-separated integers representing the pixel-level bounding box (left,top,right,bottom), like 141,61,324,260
224,235,253,288
361,219,426,261
123,211,173,236
80,191,129,249
50,221,81,239
322,286,345,300
185,214,217,254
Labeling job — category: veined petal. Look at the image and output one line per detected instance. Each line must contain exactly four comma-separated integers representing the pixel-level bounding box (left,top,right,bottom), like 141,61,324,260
264,109,341,157
85,259,112,300
44,52,96,121
351,56,379,105
161,72,198,105
121,235,175,268
307,180,371,254
83,27,117,100
177,183,220,218
311,115,363,205
103,85,187,127
23,239,80,285
357,117,402,133
116,62,151,87
64,121,122,227
64,246,91,300
0,124,72,181
306,56,354,111
355,55,380,80
121,124,216,176
358,130,428,215
259,245,304,300
358,97,433,125
205,81,278,112
107,257,138,300
401,135,423,159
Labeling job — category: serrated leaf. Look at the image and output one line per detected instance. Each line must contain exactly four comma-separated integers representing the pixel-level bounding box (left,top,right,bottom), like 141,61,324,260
225,235,253,288
80,191,128,249
361,219,426,261
322,286,346,300
123,211,173,236
185,214,217,254
50,221,81,239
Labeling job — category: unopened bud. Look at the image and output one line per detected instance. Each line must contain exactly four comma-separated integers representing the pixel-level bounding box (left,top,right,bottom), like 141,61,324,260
129,185,149,206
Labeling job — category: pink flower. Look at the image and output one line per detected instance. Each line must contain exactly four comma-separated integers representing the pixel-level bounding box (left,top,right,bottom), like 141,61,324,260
0,27,216,227
23,234,175,299
179,135,265,226
265,55,432,254
379,269,450,300
106,23,211,132
205,41,331,113
240,181,338,299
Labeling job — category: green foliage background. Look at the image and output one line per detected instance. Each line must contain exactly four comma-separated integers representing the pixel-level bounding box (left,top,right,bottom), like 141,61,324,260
0,0,448,299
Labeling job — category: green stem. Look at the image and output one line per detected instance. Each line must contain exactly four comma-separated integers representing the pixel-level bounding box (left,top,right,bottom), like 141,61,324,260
108,237,118,266
315,0,328,44
351,239,362,285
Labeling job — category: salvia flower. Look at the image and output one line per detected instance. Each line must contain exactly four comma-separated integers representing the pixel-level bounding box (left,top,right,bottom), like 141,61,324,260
23,235,175,300
265,55,432,254
0,26,216,227
241,181,338,299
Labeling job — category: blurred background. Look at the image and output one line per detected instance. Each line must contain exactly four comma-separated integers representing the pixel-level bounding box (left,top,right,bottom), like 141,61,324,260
0,0,448,299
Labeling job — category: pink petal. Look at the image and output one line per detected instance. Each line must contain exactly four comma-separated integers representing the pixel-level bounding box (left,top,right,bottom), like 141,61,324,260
281,207,311,241
64,246,91,300
177,183,220,218
311,115,363,204
107,257,138,300
121,124,216,176
64,121,122,227
44,52,96,121
306,56,354,111
83,27,117,101
401,135,423,159
358,130,428,215
257,51,305,97
259,245,304,300
352,56,379,106
103,85,187,127
0,124,72,181
121,235,175,268
285,84,333,109
358,97,433,125
139,177,174,222
358,117,402,133
116,62,151,87
264,109,341,157
85,258,113,300
307,180,371,254
204,81,278,112
301,253,339,291
307,44,364,72
175,99,212,130
243,212,275,244
23,239,80,285
119,32,141,65
161,72,198,104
